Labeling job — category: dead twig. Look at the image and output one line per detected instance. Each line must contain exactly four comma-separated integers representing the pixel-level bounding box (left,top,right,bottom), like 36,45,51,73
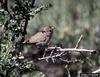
92,68,100,73
75,35,83,48
48,47,95,53
59,58,83,63
38,46,95,61
38,47,95,60
38,51,64,60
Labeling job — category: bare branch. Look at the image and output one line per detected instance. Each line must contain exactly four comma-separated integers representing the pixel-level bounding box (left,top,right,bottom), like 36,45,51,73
48,47,95,53
59,58,83,63
29,4,52,17
92,68,100,73
38,47,95,60
75,35,83,48
38,51,65,60
50,50,55,62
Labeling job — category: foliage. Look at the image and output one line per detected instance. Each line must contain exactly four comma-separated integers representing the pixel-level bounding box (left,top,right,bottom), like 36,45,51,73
0,0,52,77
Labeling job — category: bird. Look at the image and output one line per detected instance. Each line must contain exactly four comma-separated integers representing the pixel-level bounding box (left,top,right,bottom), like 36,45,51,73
23,26,54,46
20,26,54,59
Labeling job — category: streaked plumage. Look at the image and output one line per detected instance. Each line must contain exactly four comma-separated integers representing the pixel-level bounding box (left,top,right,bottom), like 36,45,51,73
23,26,54,45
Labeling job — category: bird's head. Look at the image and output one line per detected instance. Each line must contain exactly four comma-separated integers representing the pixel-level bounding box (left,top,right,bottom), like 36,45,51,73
42,26,55,32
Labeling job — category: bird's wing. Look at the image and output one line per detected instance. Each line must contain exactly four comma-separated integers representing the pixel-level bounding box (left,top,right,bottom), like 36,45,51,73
28,32,46,43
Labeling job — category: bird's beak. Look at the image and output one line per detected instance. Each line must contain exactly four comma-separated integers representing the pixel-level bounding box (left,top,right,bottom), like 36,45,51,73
51,26,55,30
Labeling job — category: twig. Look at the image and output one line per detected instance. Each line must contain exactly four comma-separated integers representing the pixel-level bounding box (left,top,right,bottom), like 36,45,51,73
38,46,95,60
29,4,52,16
48,47,95,53
92,68,100,73
75,35,94,65
38,51,64,60
75,35,83,48
38,47,95,60
50,50,55,62
59,58,82,63
62,35,83,56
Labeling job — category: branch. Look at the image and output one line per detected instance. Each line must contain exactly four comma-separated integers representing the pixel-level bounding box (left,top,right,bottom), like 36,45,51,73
92,68,100,73
75,35,83,48
29,4,52,17
38,51,64,60
47,47,95,53
59,58,83,63
38,47,95,60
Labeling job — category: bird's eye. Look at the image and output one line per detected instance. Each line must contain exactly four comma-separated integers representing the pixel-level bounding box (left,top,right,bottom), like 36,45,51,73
49,30,52,32
42,31,45,33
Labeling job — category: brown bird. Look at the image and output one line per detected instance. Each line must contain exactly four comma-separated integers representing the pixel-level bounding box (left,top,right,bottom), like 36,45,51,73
23,26,54,45
18,26,54,61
